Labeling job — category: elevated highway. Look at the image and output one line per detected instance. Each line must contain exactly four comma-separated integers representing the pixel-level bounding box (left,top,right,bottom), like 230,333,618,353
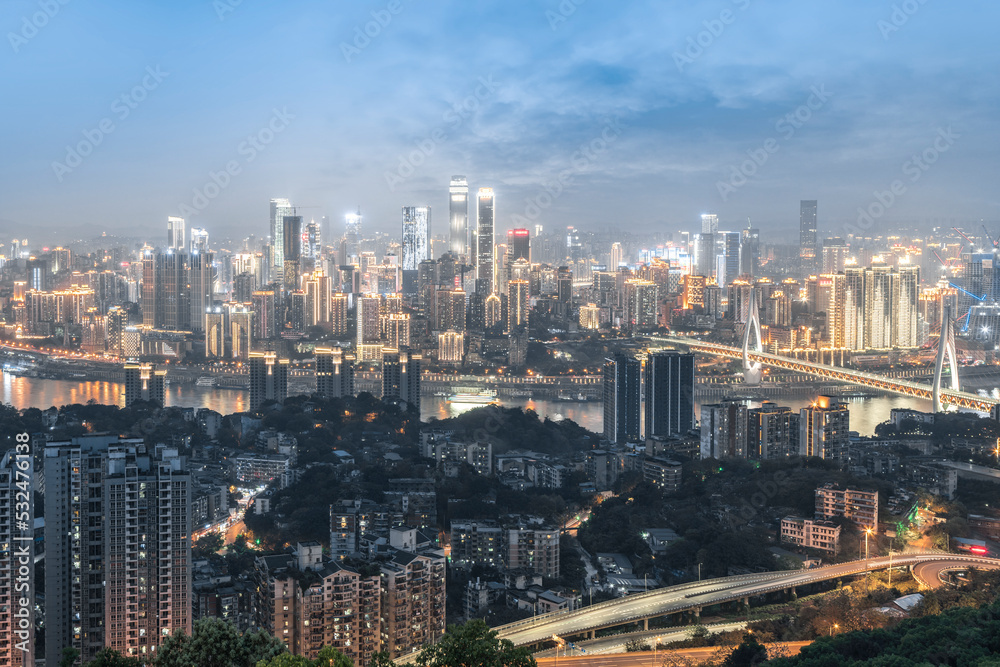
491,553,1000,647
651,336,999,412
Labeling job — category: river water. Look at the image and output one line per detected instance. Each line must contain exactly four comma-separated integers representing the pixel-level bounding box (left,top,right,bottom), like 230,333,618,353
0,372,933,436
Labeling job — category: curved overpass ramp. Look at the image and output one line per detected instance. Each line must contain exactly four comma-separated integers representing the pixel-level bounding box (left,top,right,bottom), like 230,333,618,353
494,554,1000,647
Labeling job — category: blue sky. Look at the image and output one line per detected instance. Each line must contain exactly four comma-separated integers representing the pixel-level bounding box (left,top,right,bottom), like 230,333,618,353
1,0,999,245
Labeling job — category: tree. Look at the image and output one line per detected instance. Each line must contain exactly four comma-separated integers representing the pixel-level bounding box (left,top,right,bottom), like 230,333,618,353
722,633,768,667
413,619,535,667
85,649,144,667
156,618,287,667
367,652,397,667
60,648,81,667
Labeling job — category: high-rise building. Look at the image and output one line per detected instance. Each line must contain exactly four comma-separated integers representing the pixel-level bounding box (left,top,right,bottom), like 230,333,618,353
380,547,446,658
437,330,464,365
694,234,715,279
507,228,530,265
189,227,209,253
821,237,849,274
270,198,294,274
331,293,349,336
720,231,741,286
610,242,624,269
249,351,289,409
251,289,277,341
188,251,213,331
506,527,560,578
740,226,760,278
644,351,695,438
701,214,719,234
282,215,303,292
449,176,469,258
315,347,354,398
345,209,362,259
476,188,495,293
167,216,186,252
382,349,421,411
747,402,799,459
799,395,849,460
123,362,166,406
356,295,382,346
700,400,748,459
623,279,658,334
45,436,191,664
800,200,818,261
506,279,530,334
402,206,431,272
603,352,641,444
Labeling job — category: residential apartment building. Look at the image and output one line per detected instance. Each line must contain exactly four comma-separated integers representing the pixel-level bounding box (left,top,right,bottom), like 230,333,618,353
814,484,879,531
780,517,841,554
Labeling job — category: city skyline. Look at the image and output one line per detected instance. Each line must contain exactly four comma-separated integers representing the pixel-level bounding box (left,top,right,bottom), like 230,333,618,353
3,1,1000,244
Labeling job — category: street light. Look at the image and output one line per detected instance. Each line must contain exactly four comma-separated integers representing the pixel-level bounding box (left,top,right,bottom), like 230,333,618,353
865,528,874,561
652,636,661,667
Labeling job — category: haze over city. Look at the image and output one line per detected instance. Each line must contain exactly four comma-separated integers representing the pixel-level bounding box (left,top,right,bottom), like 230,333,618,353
3,0,1000,243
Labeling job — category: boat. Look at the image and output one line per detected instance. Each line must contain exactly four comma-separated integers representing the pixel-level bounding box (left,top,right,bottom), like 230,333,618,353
195,376,216,387
447,390,500,405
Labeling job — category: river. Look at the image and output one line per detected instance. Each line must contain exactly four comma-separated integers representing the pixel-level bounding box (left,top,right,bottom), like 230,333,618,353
0,371,935,436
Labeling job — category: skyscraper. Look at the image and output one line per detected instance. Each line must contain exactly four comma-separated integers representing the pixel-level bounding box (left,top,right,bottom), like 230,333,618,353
449,176,469,258
345,209,362,259
800,200,818,262
507,228,530,265
124,362,166,406
476,188,495,294
799,395,849,460
644,351,695,438
740,226,760,278
45,436,191,664
283,215,303,292
316,347,355,398
382,349,421,411
270,198,294,274
249,351,289,409
701,214,719,234
700,400,748,459
603,352,641,444
401,206,431,271
167,216,186,252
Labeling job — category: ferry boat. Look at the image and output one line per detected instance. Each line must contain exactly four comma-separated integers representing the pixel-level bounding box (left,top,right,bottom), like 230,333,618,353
447,390,500,405
195,376,216,387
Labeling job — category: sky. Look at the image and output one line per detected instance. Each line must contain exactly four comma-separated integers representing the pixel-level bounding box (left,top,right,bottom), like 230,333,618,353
2,0,999,247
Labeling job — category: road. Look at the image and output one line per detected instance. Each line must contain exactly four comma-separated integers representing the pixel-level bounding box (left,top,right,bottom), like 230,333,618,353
536,623,749,657
911,559,1000,588
534,641,811,667
493,553,1000,647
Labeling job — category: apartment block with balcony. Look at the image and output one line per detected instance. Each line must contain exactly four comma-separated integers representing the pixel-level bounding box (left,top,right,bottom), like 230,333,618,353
780,517,841,553
814,483,878,531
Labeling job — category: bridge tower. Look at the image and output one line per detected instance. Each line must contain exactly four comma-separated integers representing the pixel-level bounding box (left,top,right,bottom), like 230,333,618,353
933,305,959,413
742,288,763,385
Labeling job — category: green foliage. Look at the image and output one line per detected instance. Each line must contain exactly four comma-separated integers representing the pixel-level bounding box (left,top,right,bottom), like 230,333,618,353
193,532,224,558
155,618,287,667
256,647,353,667
765,599,1000,666
412,619,535,667
60,647,81,667
427,406,598,456
85,649,144,667
723,633,768,666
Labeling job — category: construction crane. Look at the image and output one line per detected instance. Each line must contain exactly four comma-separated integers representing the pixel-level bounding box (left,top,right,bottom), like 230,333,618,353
982,223,1000,250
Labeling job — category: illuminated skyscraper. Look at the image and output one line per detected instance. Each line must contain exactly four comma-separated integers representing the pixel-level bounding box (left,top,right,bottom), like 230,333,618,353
701,214,719,234
270,198,294,273
316,347,354,398
249,351,289,409
506,279,529,334
800,200,818,262
799,395,849,460
124,362,166,406
167,216,186,252
283,215,303,292
476,188,495,294
507,228,530,265
345,209,362,259
449,176,469,258
401,206,431,271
